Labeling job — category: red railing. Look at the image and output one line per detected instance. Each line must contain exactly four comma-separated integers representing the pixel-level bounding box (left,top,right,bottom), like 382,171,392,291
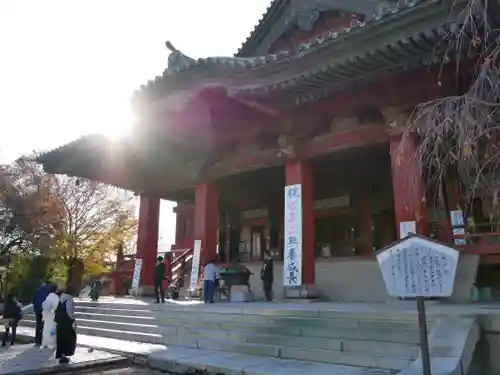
170,247,193,282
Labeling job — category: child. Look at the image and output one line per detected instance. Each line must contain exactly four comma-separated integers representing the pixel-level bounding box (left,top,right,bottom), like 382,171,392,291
42,284,59,348
1,294,22,347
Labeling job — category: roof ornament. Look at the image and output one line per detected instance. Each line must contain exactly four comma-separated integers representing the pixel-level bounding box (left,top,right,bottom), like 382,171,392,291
296,4,320,31
165,41,196,72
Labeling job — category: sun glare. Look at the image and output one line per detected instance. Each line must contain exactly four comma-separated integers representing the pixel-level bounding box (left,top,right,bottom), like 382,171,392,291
100,102,136,141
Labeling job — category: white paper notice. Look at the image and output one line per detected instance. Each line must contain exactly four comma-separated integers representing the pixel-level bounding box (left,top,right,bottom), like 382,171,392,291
399,221,417,239
284,184,302,287
190,240,202,291
450,210,464,227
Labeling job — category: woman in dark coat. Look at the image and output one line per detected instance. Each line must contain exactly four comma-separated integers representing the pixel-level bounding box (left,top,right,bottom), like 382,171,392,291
55,286,77,364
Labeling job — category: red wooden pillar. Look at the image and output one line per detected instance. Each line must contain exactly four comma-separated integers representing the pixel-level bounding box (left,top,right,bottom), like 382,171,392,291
194,182,219,267
390,135,429,238
285,160,316,290
359,189,373,253
136,195,160,290
174,207,183,246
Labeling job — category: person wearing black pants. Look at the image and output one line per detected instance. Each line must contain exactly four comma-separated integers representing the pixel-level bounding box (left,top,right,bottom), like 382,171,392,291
34,312,43,345
33,280,51,346
154,256,166,303
2,294,22,347
55,287,77,364
260,251,274,302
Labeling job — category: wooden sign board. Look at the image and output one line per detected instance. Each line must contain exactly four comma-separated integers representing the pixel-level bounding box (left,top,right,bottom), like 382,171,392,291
376,235,459,298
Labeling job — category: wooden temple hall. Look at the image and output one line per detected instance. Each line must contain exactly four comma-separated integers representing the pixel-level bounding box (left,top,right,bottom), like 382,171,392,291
38,0,483,301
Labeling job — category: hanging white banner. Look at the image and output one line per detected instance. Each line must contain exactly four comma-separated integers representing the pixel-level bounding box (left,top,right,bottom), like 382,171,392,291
131,258,143,291
190,240,202,291
284,184,302,286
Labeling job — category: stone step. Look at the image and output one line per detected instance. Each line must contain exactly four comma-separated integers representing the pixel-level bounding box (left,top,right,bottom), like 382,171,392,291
149,347,394,375
244,333,419,357
23,314,421,345
21,316,419,360
32,303,429,325
194,338,412,371
21,319,410,372
167,327,419,358
73,300,426,321
21,320,165,341
15,325,394,375
71,307,426,333
82,300,431,316
75,311,157,322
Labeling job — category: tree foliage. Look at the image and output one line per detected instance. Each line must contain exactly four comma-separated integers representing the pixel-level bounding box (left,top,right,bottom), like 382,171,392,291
49,176,137,267
0,155,138,281
0,158,61,254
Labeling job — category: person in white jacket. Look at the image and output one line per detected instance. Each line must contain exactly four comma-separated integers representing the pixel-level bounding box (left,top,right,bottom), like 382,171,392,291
41,284,59,349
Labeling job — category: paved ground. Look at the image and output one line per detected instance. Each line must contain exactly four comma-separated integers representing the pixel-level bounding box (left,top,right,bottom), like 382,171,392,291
87,368,172,375
0,344,125,375
16,326,166,357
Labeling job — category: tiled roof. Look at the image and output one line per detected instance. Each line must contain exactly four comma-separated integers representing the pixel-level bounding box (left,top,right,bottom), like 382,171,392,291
36,134,109,165
235,0,383,57
132,0,458,107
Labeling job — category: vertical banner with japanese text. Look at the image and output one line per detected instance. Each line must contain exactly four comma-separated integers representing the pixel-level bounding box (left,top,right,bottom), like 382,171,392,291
131,258,143,292
284,184,302,286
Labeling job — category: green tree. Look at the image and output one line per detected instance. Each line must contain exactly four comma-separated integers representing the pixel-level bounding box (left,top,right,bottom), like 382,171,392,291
4,255,50,301
0,155,138,293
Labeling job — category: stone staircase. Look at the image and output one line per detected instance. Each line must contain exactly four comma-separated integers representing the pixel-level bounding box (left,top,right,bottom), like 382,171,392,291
18,299,480,375
21,300,425,373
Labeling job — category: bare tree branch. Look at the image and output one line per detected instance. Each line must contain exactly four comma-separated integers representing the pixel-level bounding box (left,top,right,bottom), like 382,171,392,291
402,0,500,224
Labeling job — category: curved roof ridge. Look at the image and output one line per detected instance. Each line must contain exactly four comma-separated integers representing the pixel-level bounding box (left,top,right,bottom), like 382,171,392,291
235,0,387,57
132,0,435,105
235,0,287,57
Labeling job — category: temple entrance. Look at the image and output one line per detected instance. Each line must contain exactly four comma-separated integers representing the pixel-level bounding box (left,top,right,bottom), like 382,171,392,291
213,143,396,263
310,143,395,258
315,215,355,257
217,166,284,262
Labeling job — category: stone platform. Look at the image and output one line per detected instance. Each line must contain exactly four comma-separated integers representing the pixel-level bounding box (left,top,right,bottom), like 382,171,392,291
16,297,496,374
0,344,126,375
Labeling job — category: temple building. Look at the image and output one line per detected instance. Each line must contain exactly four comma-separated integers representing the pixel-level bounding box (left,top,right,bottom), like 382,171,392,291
38,0,486,301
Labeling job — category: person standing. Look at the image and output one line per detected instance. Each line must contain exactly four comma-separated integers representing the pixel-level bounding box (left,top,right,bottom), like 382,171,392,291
203,259,218,304
154,256,166,303
33,280,51,346
41,284,59,349
260,251,274,302
89,279,102,301
1,293,22,347
55,286,77,364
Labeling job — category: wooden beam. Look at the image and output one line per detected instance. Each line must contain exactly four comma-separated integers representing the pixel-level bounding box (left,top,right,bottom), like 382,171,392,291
291,66,452,118
162,125,390,192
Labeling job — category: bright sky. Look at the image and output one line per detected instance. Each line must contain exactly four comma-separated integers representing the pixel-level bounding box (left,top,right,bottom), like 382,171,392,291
0,0,272,252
